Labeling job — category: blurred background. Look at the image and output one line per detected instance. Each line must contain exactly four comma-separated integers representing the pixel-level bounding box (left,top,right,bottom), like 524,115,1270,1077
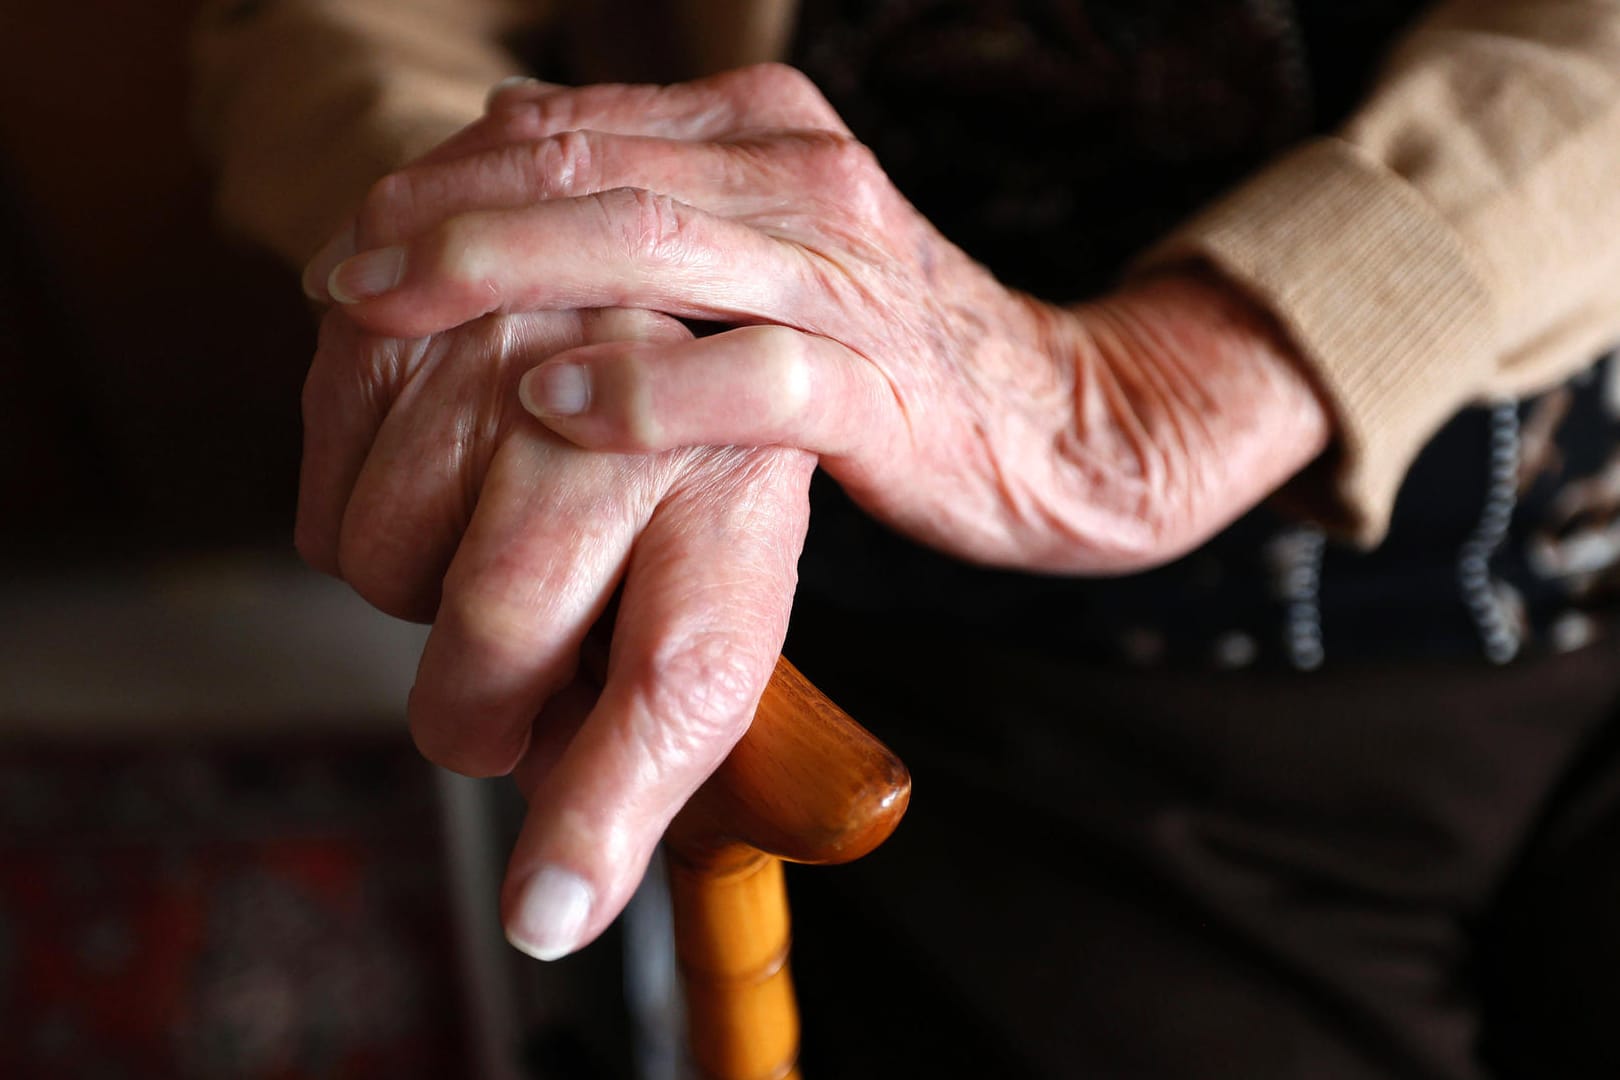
0,5,642,1077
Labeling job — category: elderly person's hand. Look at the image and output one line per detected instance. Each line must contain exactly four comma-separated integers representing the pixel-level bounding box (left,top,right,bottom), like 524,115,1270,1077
299,62,1332,964
312,64,1331,575
297,67,873,964
299,303,815,962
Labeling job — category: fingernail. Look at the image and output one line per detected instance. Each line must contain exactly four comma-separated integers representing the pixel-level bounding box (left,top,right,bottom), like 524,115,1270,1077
506,865,594,962
328,246,405,304
302,224,356,301
520,364,590,417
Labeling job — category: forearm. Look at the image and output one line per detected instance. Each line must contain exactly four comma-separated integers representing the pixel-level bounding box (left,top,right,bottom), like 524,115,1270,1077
192,0,546,266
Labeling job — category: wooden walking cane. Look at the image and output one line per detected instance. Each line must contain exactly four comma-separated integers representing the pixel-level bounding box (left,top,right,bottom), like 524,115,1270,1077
664,655,911,1080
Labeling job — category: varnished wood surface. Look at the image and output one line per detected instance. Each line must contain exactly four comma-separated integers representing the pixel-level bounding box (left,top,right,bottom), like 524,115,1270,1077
580,628,910,1077
669,851,791,978
669,655,912,866
667,655,911,1080
669,851,800,1080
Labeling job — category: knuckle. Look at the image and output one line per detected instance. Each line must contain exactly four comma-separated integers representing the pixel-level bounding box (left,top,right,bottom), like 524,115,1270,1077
747,61,820,104
633,632,769,759
474,91,547,146
431,213,473,272
824,135,879,180
517,92,580,140
739,62,842,129
529,127,598,198
613,188,692,265
747,325,814,414
610,350,666,452
430,215,502,309
813,135,885,210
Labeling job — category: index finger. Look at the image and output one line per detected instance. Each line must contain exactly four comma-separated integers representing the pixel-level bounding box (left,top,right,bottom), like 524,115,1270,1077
500,445,816,961
326,189,827,339
303,64,847,298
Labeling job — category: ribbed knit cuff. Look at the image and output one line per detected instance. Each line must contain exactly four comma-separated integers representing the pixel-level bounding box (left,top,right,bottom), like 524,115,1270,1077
1134,137,1497,546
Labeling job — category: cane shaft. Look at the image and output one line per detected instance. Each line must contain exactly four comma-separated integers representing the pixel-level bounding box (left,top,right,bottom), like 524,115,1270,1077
668,845,800,1080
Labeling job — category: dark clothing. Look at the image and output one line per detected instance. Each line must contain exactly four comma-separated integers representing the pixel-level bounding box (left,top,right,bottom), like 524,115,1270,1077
780,4,1620,1077
793,0,1620,670
786,616,1620,1079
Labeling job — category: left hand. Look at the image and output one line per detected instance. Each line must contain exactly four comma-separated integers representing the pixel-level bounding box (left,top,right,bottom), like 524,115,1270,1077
296,68,865,965
299,303,815,964
311,65,1330,575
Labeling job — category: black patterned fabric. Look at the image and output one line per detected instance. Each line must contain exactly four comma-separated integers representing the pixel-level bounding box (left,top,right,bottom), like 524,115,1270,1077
775,10,1620,1078
790,0,1620,669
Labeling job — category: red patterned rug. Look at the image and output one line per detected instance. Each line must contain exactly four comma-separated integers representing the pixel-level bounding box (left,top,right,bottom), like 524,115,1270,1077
0,740,467,1078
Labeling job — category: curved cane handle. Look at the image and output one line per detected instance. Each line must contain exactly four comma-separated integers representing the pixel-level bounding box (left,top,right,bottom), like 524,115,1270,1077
667,656,910,1080
670,655,911,866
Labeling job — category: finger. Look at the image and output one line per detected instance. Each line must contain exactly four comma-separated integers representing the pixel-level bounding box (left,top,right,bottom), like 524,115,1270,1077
401,312,693,775
348,130,839,260
303,83,671,300
511,677,597,797
405,433,664,778
333,317,520,622
303,64,846,299
331,308,689,619
516,324,903,464
326,189,822,339
295,313,421,576
499,446,815,961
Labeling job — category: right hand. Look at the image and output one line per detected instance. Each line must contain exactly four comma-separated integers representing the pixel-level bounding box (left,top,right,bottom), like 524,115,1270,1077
314,65,1328,577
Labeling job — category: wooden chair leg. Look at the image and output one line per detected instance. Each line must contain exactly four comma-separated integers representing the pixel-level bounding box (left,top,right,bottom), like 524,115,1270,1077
664,656,910,1080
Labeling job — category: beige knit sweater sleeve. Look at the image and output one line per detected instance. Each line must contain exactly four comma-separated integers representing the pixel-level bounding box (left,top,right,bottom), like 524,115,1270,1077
190,0,786,264
1141,0,1620,544
193,0,542,266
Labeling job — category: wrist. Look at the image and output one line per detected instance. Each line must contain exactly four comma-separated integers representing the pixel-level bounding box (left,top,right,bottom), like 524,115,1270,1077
1063,270,1333,555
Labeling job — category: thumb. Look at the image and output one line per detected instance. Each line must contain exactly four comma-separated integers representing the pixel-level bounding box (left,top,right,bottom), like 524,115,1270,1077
516,324,899,463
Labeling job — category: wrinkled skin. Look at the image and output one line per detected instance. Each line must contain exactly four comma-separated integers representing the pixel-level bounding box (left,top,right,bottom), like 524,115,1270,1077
299,64,1329,960
299,305,814,959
